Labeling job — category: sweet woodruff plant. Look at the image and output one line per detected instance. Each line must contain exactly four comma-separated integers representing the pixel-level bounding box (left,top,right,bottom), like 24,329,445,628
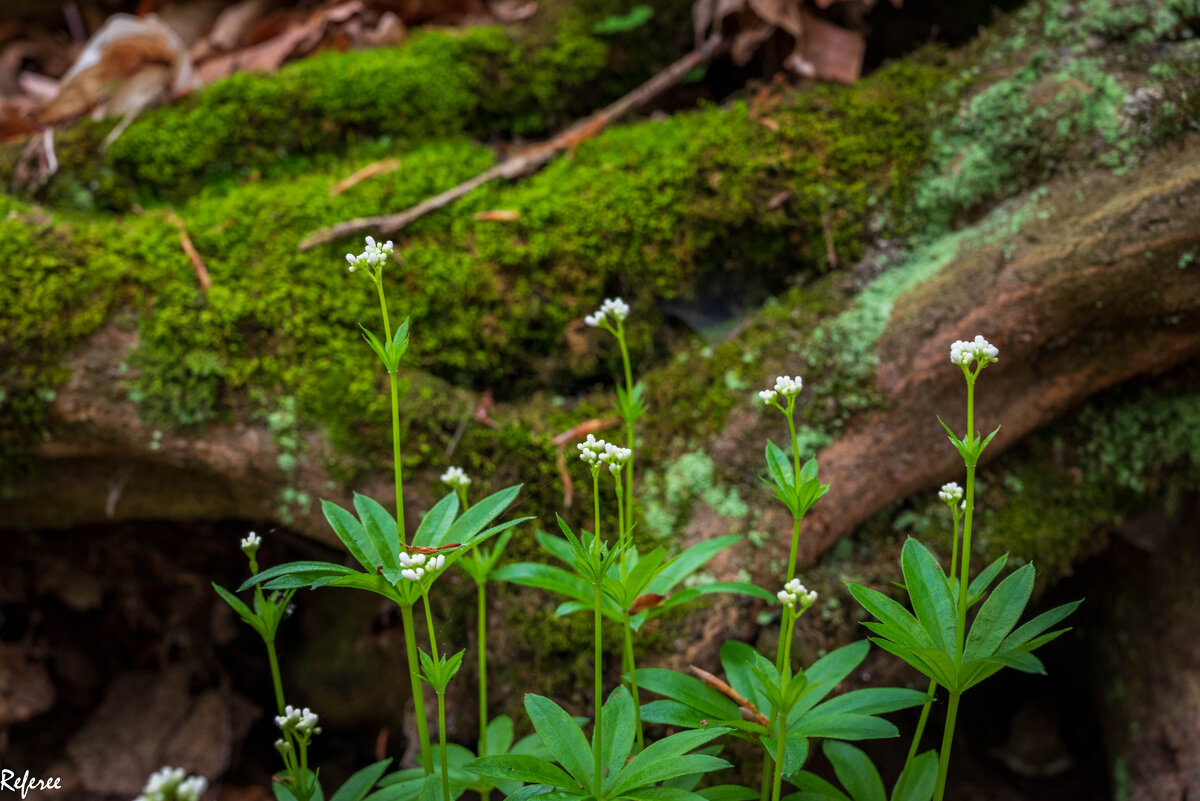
196,238,1076,801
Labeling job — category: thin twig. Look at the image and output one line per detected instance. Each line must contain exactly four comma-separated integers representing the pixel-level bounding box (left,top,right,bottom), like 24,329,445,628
298,36,729,250
166,211,212,291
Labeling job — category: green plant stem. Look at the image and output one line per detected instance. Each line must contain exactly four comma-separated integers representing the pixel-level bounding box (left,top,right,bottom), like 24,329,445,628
437,691,451,801
623,615,645,751
422,590,441,660
265,637,286,715
897,677,938,798
375,279,407,546
401,604,434,774
477,581,489,756
593,575,604,796
772,695,792,801
617,330,636,528
759,753,772,801
300,738,310,798
591,470,604,797
785,411,802,581
949,513,962,587
954,379,978,664
932,692,961,801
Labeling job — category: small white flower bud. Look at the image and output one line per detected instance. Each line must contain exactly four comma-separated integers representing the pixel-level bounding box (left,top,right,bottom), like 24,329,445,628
441,466,471,491
938,482,964,505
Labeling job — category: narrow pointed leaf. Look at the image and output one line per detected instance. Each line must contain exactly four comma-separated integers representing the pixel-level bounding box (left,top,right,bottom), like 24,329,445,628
900,538,955,653
524,694,593,789
823,741,885,801
354,494,401,580
324,499,381,573
412,492,460,548
963,563,1035,662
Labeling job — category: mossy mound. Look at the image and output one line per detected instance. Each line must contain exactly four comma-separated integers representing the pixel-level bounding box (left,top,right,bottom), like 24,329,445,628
5,0,694,210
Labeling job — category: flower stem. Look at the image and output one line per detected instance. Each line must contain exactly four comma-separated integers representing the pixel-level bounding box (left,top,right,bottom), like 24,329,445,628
785,411,802,581
376,280,407,546
401,604,434,773
897,677,938,797
477,581,489,756
932,692,961,801
623,615,644,751
591,470,604,797
265,637,286,715
437,691,451,801
422,590,440,661
593,575,604,796
954,379,977,664
617,330,636,528
771,701,787,801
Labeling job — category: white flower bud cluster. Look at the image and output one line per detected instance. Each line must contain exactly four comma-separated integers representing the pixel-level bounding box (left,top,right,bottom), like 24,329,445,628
757,375,803,405
584,297,630,327
938,482,964,505
576,435,631,473
135,767,208,801
276,705,321,736
776,578,818,610
399,551,446,582
345,235,394,273
950,335,999,367
240,531,261,554
440,466,471,491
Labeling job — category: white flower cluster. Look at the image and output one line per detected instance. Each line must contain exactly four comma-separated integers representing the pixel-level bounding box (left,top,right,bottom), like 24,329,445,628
345,235,394,273
440,466,471,491
757,375,803,405
276,705,321,736
576,434,632,473
135,767,207,801
938,482,963,505
240,531,261,554
584,297,630,327
776,578,818,610
400,551,446,582
950,335,999,367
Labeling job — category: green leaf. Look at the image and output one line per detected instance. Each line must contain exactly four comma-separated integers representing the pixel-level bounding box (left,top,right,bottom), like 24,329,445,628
412,493,460,548
790,641,869,721
524,694,594,789
965,554,1008,608
359,324,391,369
900,538,956,654
323,499,381,574
999,599,1082,652
892,750,938,801
697,787,761,801
765,441,795,489
823,741,885,801
720,640,768,715
484,715,514,757
331,760,392,801
867,639,950,686
963,564,1035,663
648,536,739,595
785,771,851,801
760,734,809,775
638,669,740,719
464,755,575,790
493,563,593,604
536,531,577,565
390,318,411,363
621,788,708,801
985,649,1045,674
212,582,262,633
845,585,930,651
610,729,731,795
791,714,896,741
599,687,636,791
445,485,521,546
355,494,401,581
592,4,654,35
239,561,359,592
805,687,929,718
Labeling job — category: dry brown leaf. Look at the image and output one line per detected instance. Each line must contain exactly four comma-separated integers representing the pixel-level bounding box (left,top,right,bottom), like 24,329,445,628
34,14,195,126
630,593,667,614
196,1,364,83
790,10,863,83
488,0,538,23
206,0,277,51
758,115,779,131
474,388,499,428
331,157,401,195
748,0,803,37
474,209,521,222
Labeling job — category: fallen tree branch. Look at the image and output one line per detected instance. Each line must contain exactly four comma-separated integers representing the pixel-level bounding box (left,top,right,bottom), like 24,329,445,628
298,35,729,251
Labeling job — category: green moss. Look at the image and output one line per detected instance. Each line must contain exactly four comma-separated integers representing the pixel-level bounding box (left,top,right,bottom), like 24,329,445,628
640,451,748,540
